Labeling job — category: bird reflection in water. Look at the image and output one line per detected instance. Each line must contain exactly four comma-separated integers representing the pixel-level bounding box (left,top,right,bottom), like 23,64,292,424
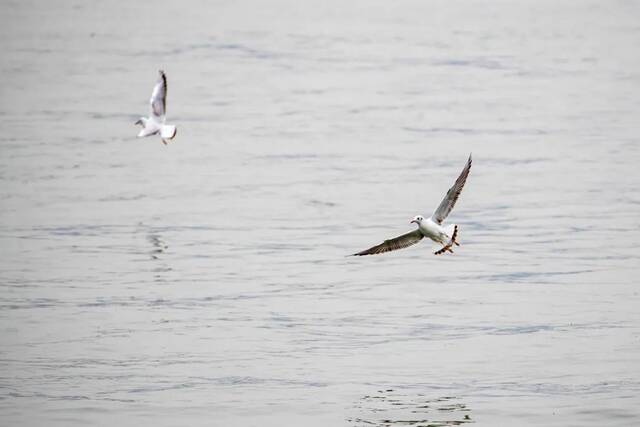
146,232,172,284
148,233,168,260
348,389,473,427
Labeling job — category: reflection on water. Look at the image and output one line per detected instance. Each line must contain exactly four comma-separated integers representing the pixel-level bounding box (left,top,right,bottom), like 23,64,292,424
349,389,472,427
147,232,168,260
143,226,172,285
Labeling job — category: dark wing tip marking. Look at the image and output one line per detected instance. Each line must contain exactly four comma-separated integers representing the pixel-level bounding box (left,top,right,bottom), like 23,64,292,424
157,70,168,114
452,224,460,246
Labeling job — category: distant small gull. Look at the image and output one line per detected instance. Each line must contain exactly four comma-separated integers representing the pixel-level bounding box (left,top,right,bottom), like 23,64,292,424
135,70,177,145
352,154,472,256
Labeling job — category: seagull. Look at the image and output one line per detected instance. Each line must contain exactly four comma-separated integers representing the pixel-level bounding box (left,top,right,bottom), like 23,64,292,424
352,154,472,256
135,70,177,145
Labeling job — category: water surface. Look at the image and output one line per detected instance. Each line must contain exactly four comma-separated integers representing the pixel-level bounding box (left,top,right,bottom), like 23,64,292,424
1,0,640,425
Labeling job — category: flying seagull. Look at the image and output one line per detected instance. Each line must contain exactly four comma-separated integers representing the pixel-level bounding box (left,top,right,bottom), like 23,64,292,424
352,154,472,256
135,70,177,145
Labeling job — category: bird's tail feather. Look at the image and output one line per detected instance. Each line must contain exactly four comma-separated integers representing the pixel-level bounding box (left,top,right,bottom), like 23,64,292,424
161,125,177,140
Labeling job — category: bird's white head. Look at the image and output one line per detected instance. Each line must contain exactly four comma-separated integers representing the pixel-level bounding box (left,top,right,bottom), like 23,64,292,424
410,215,424,225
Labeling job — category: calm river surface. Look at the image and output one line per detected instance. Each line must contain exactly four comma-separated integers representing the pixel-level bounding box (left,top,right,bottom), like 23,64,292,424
1,1,640,425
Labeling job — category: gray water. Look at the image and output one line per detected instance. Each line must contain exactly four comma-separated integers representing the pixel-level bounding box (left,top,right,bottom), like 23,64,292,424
1,0,640,425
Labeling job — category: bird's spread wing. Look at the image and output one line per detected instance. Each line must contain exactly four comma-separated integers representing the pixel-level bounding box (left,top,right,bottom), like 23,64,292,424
430,154,472,225
149,70,167,119
352,229,424,256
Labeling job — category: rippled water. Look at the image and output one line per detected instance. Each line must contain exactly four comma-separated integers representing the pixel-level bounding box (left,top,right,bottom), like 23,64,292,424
1,0,640,425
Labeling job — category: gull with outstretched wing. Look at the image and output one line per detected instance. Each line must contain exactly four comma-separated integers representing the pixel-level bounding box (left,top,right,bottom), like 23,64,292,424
135,70,177,145
352,154,472,256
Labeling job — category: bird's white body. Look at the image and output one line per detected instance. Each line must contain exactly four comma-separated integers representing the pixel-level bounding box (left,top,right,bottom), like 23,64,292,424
417,217,455,245
136,117,176,139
